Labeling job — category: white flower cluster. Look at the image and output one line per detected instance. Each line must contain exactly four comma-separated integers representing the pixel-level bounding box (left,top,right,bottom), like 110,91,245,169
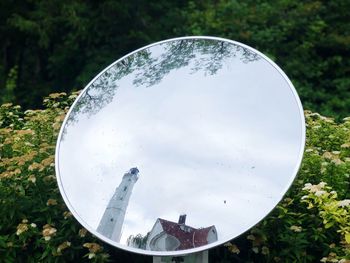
302,182,327,197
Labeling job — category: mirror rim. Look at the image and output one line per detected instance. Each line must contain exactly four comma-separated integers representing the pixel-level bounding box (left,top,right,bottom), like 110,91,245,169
55,36,306,256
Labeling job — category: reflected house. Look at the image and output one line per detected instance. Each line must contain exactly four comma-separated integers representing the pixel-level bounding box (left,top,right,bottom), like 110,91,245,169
97,167,139,242
146,215,217,251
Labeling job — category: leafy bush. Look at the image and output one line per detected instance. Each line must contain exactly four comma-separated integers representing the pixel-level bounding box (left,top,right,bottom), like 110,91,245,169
0,93,349,262
0,93,111,263
223,112,350,263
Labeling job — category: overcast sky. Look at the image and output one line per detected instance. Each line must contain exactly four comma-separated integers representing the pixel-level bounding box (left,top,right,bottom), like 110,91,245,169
57,40,304,251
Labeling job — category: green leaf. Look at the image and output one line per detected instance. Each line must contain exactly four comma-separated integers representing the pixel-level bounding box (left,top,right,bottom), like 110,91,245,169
325,222,334,229
345,233,350,244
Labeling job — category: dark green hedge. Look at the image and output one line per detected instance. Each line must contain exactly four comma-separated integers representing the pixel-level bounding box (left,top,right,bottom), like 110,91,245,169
1,0,349,118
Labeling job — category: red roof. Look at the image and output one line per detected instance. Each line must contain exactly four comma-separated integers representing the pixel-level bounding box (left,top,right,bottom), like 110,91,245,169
158,218,216,250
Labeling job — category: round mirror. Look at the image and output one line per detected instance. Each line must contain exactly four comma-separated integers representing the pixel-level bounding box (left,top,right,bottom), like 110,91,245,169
55,36,305,256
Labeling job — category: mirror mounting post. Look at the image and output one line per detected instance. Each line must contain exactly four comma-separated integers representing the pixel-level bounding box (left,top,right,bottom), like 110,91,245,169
153,251,208,263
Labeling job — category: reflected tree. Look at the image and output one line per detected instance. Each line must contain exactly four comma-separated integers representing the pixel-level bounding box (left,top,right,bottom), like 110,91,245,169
127,232,150,249
63,38,260,134
133,39,260,88
62,50,153,132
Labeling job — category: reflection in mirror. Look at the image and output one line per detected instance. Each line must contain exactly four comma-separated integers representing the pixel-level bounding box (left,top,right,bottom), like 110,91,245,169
56,37,305,256
97,167,139,242
62,38,259,131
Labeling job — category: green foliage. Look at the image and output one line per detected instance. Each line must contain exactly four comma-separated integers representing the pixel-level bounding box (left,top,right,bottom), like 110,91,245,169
0,93,110,262
0,94,107,262
180,0,350,118
0,93,150,262
0,0,349,117
222,111,350,262
0,0,187,109
1,93,350,262
1,66,18,104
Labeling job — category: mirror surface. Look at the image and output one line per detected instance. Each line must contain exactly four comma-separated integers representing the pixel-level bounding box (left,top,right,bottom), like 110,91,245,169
56,37,305,256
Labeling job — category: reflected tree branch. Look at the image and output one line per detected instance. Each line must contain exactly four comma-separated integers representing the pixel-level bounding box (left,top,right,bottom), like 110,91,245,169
61,38,261,138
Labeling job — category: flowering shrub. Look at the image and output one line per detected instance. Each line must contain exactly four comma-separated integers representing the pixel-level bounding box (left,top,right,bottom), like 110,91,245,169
223,111,350,263
0,94,349,262
302,183,350,262
0,93,110,262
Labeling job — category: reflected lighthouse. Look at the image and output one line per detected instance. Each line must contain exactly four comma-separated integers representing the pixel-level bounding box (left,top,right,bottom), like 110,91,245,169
97,167,139,242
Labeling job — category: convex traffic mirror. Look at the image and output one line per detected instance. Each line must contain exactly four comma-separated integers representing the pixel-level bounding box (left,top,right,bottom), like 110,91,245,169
55,36,305,256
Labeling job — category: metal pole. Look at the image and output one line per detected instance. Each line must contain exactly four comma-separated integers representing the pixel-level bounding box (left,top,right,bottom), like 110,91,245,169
153,251,208,263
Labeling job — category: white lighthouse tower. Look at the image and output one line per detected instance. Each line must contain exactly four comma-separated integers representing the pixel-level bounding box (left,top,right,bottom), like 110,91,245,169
97,167,139,242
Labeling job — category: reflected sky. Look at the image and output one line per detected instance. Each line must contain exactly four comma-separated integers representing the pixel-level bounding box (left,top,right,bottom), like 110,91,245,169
57,38,304,254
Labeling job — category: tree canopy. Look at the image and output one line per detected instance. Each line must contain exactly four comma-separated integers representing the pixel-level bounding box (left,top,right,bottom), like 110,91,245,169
0,0,349,117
